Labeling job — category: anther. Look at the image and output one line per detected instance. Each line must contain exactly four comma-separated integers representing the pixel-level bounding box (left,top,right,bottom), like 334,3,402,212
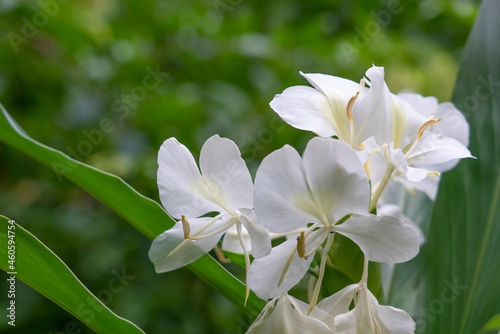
181,215,191,240
297,232,307,259
346,92,360,121
417,117,441,140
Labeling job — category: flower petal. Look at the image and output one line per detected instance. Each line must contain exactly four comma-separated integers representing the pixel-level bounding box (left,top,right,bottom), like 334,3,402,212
254,144,321,233
239,208,271,258
335,287,415,333
247,230,324,299
302,137,370,221
398,93,469,147
375,303,416,333
149,216,230,273
408,131,473,167
158,138,219,219
378,204,425,246
300,72,361,141
270,85,338,138
288,295,336,332
317,283,359,318
199,135,254,210
334,215,419,263
406,166,428,183
351,66,390,146
334,287,379,333
247,294,332,334
221,225,251,255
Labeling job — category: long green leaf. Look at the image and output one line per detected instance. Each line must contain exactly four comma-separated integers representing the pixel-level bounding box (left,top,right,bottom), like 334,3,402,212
479,314,500,333
424,1,500,333
0,215,145,333
0,104,264,315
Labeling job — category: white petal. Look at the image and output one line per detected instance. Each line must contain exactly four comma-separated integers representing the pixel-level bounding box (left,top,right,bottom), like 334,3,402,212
199,135,254,210
433,102,469,147
397,173,440,200
334,215,420,263
302,137,370,221
301,72,361,98
289,295,336,332
157,138,219,219
247,230,324,299
254,145,321,233
247,294,332,334
335,287,415,333
398,93,469,147
408,131,473,167
405,166,428,182
397,92,438,118
334,287,379,333
300,72,361,142
317,283,359,317
378,95,426,150
149,217,230,273
221,225,251,255
352,66,390,146
239,208,271,258
270,85,338,138
375,303,416,333
378,204,425,246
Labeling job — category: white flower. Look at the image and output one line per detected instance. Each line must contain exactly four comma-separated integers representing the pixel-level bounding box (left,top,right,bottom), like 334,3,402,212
246,294,334,334
248,137,419,304
367,93,473,204
318,283,416,333
270,66,390,148
149,135,271,275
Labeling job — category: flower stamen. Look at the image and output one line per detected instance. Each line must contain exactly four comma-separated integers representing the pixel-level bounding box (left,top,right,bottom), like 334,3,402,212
181,215,191,239
297,232,307,259
404,116,441,158
307,232,335,314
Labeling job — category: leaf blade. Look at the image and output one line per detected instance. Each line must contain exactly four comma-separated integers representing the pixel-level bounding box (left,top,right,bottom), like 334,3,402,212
0,104,265,315
0,215,145,334
424,1,500,332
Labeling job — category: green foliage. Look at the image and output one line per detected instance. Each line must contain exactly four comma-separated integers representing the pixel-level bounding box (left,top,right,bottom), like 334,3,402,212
0,215,145,333
0,0,484,332
479,314,500,333
0,105,265,317
424,1,500,333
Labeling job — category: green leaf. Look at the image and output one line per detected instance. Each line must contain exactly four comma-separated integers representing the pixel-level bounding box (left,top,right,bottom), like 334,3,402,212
478,314,500,333
423,1,500,333
386,188,433,314
222,250,253,269
0,215,145,333
0,104,265,315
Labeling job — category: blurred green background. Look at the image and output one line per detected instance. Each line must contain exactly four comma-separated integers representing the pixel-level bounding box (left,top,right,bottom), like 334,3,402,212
0,0,480,333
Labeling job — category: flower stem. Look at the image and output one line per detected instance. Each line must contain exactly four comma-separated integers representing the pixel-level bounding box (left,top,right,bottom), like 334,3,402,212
360,256,369,286
236,222,251,306
369,164,394,212
307,232,335,314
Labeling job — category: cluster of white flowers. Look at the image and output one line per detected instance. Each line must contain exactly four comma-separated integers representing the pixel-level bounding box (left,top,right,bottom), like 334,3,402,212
149,65,473,333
